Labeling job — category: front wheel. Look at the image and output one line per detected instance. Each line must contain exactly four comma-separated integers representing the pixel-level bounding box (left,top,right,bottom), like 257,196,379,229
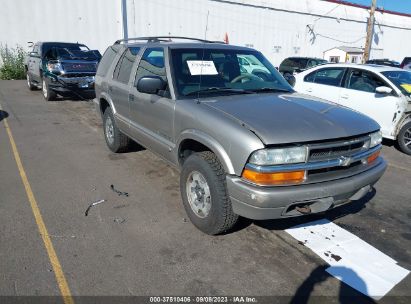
180,151,238,235
42,78,57,101
397,122,411,155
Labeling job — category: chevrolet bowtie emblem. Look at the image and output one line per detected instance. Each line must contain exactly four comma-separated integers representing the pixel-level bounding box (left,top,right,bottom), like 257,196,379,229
339,156,352,167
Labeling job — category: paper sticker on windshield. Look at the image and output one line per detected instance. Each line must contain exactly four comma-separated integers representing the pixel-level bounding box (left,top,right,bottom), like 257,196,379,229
187,60,218,76
400,84,411,93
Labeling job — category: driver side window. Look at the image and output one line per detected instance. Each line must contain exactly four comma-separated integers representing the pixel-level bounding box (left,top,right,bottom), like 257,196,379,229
135,48,167,82
135,47,169,97
347,69,386,93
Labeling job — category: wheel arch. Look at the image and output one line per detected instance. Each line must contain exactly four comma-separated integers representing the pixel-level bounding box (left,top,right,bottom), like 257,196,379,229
98,92,117,117
177,130,235,175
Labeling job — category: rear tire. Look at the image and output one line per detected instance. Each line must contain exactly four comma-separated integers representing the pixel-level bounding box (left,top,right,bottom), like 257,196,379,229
397,122,411,155
103,107,130,153
26,72,36,91
180,151,238,235
42,78,57,101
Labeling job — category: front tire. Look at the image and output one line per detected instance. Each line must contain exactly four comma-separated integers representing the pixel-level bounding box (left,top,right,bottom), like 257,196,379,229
180,151,238,235
102,107,130,153
397,122,411,155
42,78,57,101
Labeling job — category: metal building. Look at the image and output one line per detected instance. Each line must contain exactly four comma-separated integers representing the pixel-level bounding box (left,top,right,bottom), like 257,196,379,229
1,0,411,66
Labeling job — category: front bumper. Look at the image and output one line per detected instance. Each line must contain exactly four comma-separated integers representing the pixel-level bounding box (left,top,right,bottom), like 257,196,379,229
46,75,96,97
227,158,386,220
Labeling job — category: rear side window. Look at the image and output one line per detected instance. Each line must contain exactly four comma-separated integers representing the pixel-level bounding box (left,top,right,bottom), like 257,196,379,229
346,69,387,93
96,46,121,77
113,47,141,84
135,48,166,82
304,68,345,87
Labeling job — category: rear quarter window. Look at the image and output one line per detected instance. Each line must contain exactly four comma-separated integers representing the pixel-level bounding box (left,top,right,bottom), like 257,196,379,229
96,45,121,77
304,68,345,87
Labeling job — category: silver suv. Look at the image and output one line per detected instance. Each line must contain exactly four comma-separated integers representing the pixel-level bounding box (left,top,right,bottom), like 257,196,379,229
94,37,386,235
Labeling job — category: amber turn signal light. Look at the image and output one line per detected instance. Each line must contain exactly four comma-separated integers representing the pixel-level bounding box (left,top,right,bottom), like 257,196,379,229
242,169,306,186
367,150,380,164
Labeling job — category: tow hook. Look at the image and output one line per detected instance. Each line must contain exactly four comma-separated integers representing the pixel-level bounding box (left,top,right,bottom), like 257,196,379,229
295,205,312,214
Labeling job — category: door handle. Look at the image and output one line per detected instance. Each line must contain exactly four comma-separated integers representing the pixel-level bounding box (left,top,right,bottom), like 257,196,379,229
340,94,349,99
129,94,134,102
306,88,313,93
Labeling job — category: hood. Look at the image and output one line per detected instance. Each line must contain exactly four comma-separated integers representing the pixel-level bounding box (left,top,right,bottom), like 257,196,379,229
202,93,380,145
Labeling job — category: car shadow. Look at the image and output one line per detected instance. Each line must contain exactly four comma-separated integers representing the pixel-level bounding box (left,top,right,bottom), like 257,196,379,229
229,187,376,233
0,110,9,122
128,140,146,153
290,265,376,304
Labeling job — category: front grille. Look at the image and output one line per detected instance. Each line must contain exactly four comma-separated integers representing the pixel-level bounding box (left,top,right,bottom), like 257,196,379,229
60,72,96,78
62,63,97,73
308,136,368,162
305,135,372,183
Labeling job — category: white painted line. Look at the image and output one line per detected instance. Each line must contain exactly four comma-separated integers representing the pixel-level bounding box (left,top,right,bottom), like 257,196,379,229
285,219,409,300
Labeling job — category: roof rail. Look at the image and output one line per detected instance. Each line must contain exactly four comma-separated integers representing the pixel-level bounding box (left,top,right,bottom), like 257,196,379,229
114,36,225,45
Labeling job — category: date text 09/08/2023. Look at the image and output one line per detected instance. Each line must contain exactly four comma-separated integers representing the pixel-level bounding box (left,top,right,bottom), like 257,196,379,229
149,296,258,303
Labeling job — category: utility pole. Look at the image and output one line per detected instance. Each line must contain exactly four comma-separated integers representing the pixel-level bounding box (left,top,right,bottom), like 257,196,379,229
363,0,377,62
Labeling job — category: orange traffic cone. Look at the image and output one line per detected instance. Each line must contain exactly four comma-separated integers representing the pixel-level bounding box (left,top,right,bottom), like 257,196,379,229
224,32,229,44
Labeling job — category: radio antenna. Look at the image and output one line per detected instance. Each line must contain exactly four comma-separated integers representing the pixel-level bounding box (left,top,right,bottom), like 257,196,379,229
198,10,210,102
204,10,210,40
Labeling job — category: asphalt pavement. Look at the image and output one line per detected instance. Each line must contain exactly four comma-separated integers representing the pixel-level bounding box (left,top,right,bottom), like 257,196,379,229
0,80,410,303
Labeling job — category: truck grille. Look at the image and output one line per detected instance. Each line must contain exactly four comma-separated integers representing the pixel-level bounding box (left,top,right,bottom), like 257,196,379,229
306,135,372,183
308,136,368,162
62,63,97,72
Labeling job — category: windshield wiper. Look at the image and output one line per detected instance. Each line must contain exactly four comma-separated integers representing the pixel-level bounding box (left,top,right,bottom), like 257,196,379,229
184,87,254,96
250,87,292,93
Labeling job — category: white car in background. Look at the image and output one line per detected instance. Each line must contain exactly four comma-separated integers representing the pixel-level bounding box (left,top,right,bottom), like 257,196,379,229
293,63,411,154
238,55,270,74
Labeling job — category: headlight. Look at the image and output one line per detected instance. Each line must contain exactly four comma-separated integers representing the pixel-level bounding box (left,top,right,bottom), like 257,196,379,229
369,131,382,148
249,146,308,166
47,62,63,74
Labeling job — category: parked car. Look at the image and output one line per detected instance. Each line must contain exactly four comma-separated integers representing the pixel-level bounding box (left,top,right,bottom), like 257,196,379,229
26,42,101,100
95,36,386,235
237,54,270,74
366,59,400,68
279,57,328,76
293,63,411,154
400,57,411,70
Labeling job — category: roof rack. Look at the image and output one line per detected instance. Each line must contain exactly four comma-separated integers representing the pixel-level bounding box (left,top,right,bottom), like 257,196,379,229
114,36,225,45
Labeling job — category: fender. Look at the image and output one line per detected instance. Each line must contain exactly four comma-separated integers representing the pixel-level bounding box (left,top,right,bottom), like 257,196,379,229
99,92,118,115
177,129,235,175
395,113,411,137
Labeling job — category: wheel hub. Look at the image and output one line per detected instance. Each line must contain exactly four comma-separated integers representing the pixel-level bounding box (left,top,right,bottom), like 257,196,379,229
42,80,47,98
186,171,211,218
105,116,114,145
404,128,411,147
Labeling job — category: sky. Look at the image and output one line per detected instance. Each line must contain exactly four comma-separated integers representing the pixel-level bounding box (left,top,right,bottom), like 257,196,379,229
342,0,411,14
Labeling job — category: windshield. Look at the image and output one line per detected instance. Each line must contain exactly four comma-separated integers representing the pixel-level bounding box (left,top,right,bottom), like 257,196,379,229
170,48,293,97
382,70,411,96
44,44,101,61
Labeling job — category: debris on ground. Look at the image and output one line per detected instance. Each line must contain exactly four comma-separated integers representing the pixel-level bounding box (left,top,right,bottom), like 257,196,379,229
85,199,105,216
113,217,126,224
110,184,129,197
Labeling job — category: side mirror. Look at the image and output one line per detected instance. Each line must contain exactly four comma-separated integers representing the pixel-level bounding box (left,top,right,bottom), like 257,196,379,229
136,76,166,95
375,86,393,94
285,75,296,87
29,52,38,57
